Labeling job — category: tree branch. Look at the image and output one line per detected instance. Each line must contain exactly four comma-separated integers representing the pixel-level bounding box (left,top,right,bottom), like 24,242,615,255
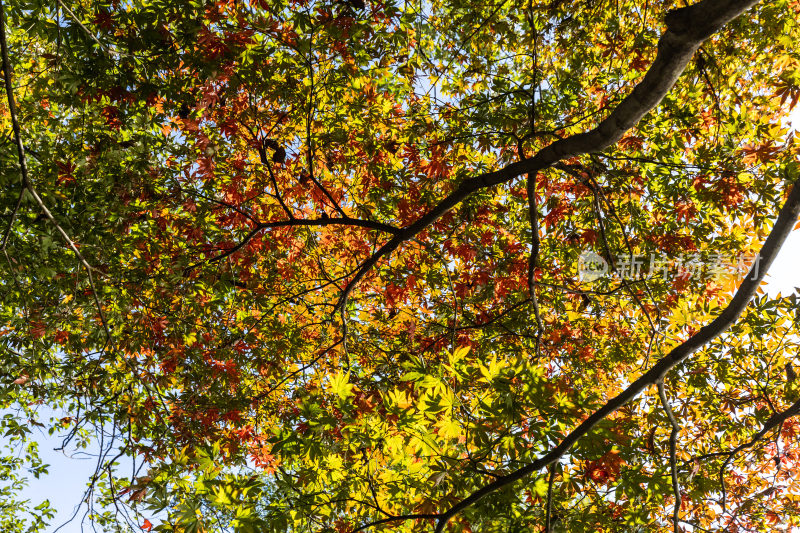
431,174,800,531
186,216,401,270
351,513,439,533
544,464,556,533
526,170,544,357
336,0,762,313
658,380,682,533
718,396,800,512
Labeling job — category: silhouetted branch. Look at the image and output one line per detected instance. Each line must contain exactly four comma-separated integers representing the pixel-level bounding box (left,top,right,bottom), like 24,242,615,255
544,465,556,532
658,380,682,533
336,0,762,316
185,216,401,270
719,396,800,512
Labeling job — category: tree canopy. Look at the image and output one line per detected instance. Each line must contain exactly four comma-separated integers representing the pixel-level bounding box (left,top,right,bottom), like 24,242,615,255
2,0,800,531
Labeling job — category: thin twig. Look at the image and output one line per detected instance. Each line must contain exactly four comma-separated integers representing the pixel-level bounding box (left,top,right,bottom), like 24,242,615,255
55,0,131,58
1,0,115,343
718,397,800,512
0,184,24,250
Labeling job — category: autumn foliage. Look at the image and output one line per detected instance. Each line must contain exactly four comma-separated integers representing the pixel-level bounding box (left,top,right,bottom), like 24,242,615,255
2,0,800,531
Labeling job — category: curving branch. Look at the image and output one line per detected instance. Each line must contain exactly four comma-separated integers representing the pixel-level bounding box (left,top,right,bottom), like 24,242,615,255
658,380,682,533
526,169,544,357
336,0,761,312
1,2,95,276
345,180,800,533
430,175,800,531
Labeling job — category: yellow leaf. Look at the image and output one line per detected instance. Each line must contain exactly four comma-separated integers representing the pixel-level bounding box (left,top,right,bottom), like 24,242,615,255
329,371,354,400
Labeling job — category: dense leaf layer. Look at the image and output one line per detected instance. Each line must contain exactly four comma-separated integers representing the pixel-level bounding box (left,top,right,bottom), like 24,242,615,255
1,0,800,531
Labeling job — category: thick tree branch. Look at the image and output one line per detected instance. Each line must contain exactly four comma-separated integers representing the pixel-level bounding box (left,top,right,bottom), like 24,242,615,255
431,175,800,531
336,0,761,312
